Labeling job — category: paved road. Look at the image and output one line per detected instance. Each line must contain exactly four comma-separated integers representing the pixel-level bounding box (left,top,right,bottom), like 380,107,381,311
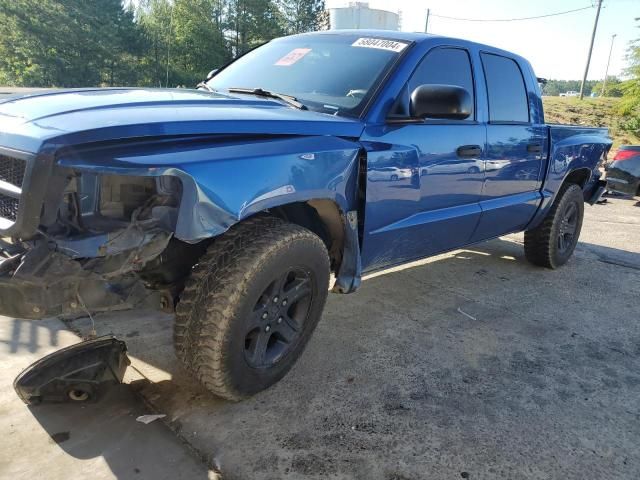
59,197,639,480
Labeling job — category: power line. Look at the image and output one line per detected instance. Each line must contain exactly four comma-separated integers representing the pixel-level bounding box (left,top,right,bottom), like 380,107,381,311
430,5,594,23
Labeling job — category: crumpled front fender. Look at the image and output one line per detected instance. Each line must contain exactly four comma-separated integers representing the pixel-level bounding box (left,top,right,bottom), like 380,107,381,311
58,135,362,241
57,134,364,292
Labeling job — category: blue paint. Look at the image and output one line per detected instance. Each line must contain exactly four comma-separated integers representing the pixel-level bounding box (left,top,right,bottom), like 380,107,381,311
0,31,612,292
57,135,361,241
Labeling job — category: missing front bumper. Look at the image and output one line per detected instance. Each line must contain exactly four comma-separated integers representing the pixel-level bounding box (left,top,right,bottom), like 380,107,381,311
0,240,170,320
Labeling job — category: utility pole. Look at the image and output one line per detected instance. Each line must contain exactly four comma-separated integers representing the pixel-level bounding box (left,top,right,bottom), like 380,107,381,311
579,0,603,100
601,33,617,97
425,8,430,33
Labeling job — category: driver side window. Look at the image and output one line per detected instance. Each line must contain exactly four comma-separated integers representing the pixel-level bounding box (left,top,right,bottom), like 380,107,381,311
392,47,475,119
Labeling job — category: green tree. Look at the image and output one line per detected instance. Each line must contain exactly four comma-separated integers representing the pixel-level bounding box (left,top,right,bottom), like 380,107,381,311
619,18,640,136
171,0,232,86
0,0,143,87
137,0,175,87
277,0,325,34
227,0,284,56
592,76,624,98
0,0,328,88
541,79,597,97
137,0,281,86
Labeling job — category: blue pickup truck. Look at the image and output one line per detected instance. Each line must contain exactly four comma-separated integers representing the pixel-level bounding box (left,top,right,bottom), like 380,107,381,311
0,31,611,400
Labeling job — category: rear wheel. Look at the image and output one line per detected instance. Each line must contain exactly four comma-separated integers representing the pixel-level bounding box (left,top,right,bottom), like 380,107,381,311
524,183,584,269
174,216,330,400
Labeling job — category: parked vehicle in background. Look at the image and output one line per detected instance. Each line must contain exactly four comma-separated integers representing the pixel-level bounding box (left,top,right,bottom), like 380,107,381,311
369,166,412,181
606,146,640,197
0,30,611,401
559,91,580,97
420,159,483,176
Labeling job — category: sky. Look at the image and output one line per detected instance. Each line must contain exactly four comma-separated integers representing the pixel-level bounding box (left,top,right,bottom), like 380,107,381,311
326,0,640,80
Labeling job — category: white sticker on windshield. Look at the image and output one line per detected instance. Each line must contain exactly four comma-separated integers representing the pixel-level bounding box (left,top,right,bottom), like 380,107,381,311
351,38,408,53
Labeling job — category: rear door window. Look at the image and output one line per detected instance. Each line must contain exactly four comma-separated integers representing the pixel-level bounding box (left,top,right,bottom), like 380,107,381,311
481,53,529,123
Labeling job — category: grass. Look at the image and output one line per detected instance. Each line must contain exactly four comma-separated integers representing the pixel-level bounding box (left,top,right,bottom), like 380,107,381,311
542,96,640,150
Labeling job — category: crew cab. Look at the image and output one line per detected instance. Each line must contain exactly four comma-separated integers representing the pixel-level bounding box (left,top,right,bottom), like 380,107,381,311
0,31,611,400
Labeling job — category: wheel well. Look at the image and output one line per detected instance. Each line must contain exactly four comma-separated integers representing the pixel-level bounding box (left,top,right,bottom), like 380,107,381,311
563,168,592,201
269,200,345,272
563,168,591,189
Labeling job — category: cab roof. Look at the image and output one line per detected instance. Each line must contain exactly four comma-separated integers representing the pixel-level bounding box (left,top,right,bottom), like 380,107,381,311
290,29,533,72
293,29,439,43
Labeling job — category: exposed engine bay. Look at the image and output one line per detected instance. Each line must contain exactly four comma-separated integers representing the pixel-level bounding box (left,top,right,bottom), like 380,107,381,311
0,168,207,319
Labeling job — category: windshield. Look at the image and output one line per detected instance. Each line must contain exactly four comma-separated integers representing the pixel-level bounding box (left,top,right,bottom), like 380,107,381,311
207,34,410,117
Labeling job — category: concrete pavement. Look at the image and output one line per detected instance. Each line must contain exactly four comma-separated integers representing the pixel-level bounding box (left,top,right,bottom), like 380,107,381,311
0,317,215,479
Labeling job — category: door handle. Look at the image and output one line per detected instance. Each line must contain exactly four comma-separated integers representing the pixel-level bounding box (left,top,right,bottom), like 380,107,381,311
527,143,542,154
456,145,482,158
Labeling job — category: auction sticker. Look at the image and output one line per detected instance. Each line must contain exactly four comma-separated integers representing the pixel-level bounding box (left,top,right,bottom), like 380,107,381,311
275,48,312,66
351,38,408,53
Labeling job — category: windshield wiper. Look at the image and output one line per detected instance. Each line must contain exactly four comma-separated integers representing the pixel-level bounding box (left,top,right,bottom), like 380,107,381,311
227,87,307,110
196,81,216,93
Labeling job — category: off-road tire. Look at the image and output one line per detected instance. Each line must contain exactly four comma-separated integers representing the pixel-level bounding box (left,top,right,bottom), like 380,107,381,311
524,183,584,269
174,216,330,400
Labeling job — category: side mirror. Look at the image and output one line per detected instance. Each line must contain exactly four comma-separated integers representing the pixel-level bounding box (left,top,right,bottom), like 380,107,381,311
409,84,472,120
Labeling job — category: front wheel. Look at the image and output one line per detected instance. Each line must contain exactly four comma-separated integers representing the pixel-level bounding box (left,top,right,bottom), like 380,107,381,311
174,216,330,400
524,183,584,268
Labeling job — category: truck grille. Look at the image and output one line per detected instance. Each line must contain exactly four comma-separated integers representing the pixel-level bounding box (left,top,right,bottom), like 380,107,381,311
0,193,19,221
0,155,26,188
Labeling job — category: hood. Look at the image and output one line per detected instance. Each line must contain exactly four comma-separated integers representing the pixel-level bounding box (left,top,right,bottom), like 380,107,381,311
0,88,364,154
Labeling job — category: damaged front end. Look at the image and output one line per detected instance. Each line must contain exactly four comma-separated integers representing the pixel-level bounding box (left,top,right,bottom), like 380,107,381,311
0,149,205,320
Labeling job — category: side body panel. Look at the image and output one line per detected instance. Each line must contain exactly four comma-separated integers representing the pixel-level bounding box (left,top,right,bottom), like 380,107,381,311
471,51,548,240
358,36,610,273
359,38,548,272
360,124,485,271
359,39,489,272
526,126,611,230
475,124,546,240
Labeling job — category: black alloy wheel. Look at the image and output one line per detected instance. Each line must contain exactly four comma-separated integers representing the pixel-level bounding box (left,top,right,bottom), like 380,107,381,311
174,215,330,400
244,268,312,368
557,201,579,254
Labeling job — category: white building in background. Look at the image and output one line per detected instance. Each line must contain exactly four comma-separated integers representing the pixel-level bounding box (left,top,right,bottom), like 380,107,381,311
329,2,400,31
